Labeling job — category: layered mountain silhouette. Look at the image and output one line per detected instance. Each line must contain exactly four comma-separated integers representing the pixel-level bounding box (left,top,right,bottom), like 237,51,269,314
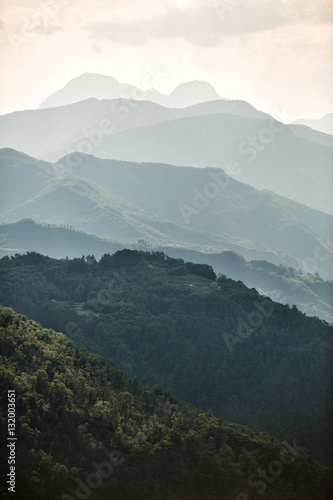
293,112,333,135
1,148,332,280
39,72,220,109
0,97,268,160
74,113,332,214
1,71,333,497
288,123,333,148
1,98,331,214
1,219,332,323
0,219,123,259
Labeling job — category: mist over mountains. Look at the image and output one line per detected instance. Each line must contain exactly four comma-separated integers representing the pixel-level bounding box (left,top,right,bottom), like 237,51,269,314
1,74,332,327
1,68,333,498
37,73,333,136
1,148,332,281
1,219,332,324
293,112,333,135
1,92,332,214
0,97,269,160
80,113,332,214
39,73,221,109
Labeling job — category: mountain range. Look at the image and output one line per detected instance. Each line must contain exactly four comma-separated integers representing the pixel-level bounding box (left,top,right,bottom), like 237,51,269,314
39,72,221,109
38,73,333,136
1,98,332,214
1,219,332,323
70,112,332,214
0,97,269,160
1,69,333,498
1,251,332,468
1,148,333,281
293,112,333,135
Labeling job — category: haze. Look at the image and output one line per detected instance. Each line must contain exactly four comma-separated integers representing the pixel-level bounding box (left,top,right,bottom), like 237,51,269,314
0,0,332,119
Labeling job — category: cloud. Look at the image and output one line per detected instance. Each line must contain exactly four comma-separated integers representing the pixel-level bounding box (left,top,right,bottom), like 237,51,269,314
87,4,222,46
2,1,332,45
86,0,333,47
26,23,62,36
0,1,88,37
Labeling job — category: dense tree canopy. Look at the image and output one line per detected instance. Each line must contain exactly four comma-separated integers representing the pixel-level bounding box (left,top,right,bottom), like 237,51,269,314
0,251,332,468
0,306,332,500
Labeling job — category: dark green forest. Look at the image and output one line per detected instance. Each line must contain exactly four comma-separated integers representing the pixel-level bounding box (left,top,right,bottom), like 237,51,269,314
0,305,332,500
157,246,333,323
1,219,332,323
0,250,332,468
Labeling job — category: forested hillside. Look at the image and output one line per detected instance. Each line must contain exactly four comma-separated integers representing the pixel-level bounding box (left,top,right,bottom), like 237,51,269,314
1,1,332,499
157,246,333,323
1,220,332,323
0,250,332,467
0,306,332,500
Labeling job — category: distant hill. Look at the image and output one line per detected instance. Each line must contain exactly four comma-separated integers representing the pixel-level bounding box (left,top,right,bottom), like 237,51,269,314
39,72,221,109
0,219,124,259
79,113,333,214
0,151,247,250
1,148,332,280
157,246,333,324
293,112,333,135
55,152,333,279
1,251,332,468
1,220,332,323
1,305,332,499
0,97,268,161
2,96,332,213
164,80,220,107
288,124,333,149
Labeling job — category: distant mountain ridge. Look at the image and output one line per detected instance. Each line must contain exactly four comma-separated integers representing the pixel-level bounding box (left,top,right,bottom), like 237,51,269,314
0,98,332,214
55,112,332,214
293,112,333,135
1,148,332,281
0,97,269,161
39,72,221,109
1,219,332,323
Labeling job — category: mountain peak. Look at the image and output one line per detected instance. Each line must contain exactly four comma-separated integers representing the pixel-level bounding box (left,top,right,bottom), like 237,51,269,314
169,80,220,108
39,73,130,109
75,72,120,83
39,74,220,109
172,80,219,95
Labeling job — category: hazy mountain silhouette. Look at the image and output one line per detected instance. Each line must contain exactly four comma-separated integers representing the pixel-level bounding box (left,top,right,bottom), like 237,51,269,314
66,113,332,214
1,98,332,213
293,112,333,135
0,97,268,160
163,80,220,107
0,219,124,259
289,123,333,148
1,148,332,279
39,72,220,109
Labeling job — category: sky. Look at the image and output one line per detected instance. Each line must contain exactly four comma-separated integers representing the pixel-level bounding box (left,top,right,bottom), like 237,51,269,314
0,0,332,120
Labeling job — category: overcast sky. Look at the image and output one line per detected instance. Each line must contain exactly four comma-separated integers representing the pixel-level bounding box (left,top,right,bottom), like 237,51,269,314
0,0,332,119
